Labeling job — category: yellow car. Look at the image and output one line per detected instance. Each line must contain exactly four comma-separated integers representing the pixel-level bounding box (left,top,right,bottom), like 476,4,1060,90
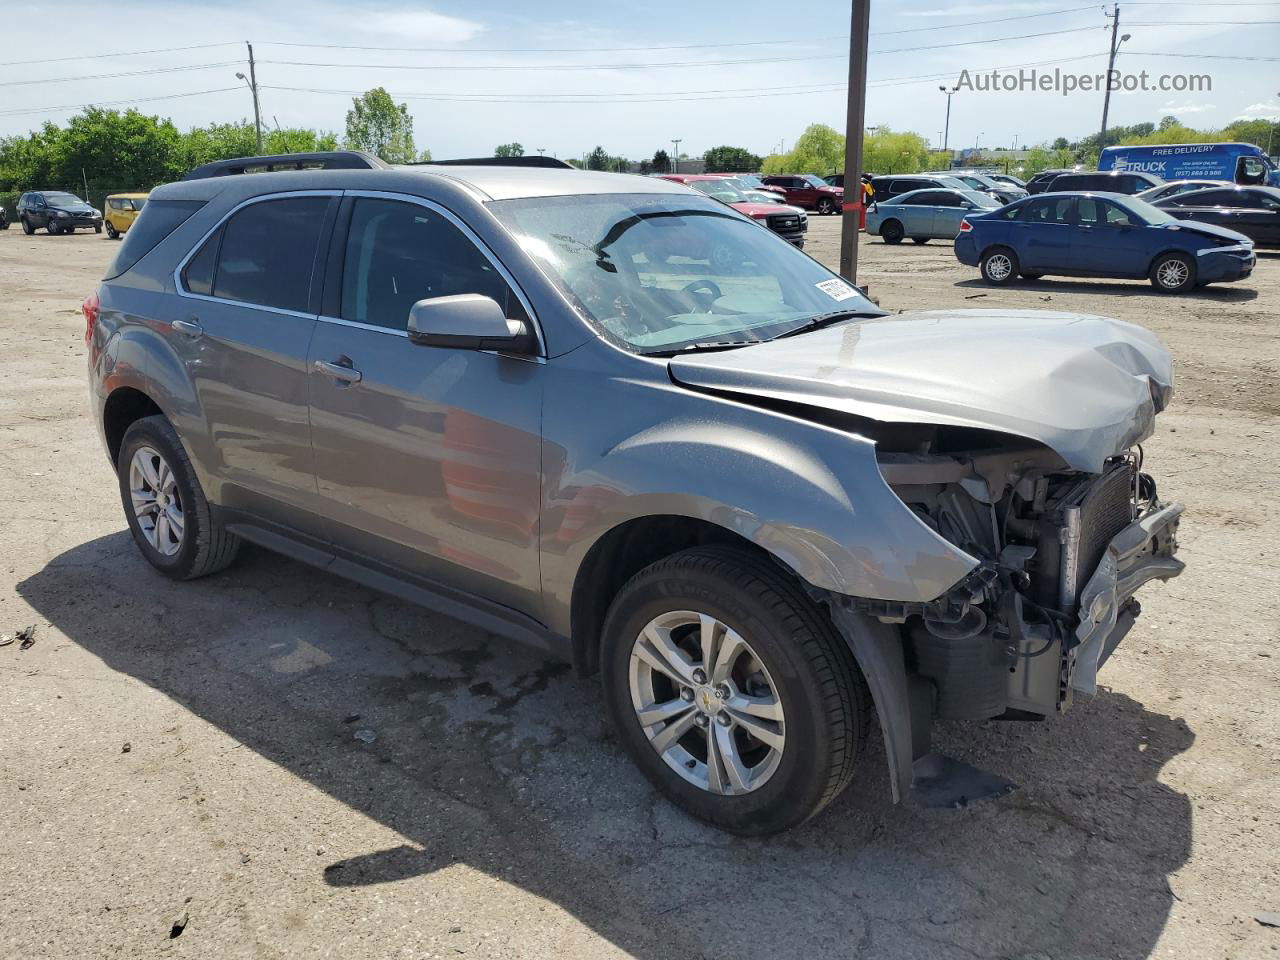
103,193,149,239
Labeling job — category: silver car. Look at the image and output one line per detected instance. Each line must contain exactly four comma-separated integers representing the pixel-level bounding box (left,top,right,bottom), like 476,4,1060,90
867,188,1002,244
85,155,1184,834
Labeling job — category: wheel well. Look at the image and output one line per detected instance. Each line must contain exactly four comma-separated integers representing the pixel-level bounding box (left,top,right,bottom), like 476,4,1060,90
102,387,163,466
569,516,768,675
1148,248,1195,274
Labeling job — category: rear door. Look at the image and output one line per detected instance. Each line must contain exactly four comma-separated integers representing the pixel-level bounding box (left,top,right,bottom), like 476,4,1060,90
170,191,336,537
306,192,543,616
924,190,969,236
1011,195,1075,270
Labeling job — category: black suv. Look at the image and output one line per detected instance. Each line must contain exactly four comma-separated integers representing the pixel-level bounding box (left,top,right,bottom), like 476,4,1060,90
17,191,103,235
869,174,969,203
1044,171,1163,195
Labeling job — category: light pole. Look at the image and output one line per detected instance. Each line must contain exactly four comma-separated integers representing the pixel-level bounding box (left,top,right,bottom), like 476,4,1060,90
839,0,871,283
671,139,681,173
1268,94,1279,157
975,133,984,150
1012,133,1019,151
939,85,958,152
537,148,545,157
235,69,263,154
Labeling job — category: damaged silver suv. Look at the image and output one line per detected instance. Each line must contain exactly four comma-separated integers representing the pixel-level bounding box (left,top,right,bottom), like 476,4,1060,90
85,153,1183,834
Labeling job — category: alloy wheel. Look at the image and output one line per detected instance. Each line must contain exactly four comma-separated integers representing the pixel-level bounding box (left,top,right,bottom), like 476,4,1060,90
128,446,185,556
1157,259,1189,289
629,610,785,795
985,253,1013,281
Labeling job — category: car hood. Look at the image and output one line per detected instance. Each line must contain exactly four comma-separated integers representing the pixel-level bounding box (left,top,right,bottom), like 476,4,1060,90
730,201,803,217
668,309,1173,472
52,203,94,213
1160,219,1254,243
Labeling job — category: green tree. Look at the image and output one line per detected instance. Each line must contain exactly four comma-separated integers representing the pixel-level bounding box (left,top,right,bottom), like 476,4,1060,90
703,145,762,173
790,123,844,174
586,145,610,171
344,87,419,163
1159,115,1180,131
51,107,182,190
650,149,671,173
862,127,930,175
264,127,339,154
1051,136,1071,150
1022,146,1053,175
494,142,524,157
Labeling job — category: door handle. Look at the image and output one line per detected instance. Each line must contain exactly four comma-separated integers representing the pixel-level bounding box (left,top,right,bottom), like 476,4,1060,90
314,359,362,384
170,318,204,338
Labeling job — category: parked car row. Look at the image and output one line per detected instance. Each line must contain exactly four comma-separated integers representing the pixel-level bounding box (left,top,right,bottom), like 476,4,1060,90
12,190,149,237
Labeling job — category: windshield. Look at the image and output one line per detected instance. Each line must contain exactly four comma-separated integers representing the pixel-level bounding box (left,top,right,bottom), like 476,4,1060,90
735,174,765,188
802,175,828,188
690,179,749,203
962,190,1002,207
488,193,880,354
45,192,84,206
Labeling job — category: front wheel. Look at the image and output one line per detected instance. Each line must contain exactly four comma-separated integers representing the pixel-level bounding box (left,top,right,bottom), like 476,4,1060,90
21,217,34,235
47,222,61,235
105,221,118,239
117,415,241,580
1150,252,1195,293
980,246,1019,285
601,546,868,835
880,219,904,244
816,197,835,216
94,223,102,234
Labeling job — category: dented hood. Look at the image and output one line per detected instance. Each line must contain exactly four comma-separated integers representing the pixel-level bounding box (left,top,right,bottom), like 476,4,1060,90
668,309,1174,472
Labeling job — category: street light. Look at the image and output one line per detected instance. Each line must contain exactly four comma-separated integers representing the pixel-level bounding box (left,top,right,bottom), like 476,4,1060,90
537,148,545,157
939,85,959,152
235,70,263,153
975,132,984,150
672,138,681,174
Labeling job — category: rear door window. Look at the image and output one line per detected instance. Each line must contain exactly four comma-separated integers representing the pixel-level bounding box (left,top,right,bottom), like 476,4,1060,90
340,197,526,332
104,199,205,280
1022,197,1074,223
211,197,329,313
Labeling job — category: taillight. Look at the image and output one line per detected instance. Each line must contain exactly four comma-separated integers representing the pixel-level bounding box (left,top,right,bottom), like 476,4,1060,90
959,218,973,232
82,291,99,346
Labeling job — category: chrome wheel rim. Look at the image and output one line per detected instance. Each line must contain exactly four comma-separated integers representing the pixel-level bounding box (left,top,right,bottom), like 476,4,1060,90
629,610,785,795
1157,259,1188,288
129,446,184,556
986,254,1012,281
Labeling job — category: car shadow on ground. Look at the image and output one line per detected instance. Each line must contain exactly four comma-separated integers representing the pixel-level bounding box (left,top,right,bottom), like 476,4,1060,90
954,276,1260,301
19,532,1195,959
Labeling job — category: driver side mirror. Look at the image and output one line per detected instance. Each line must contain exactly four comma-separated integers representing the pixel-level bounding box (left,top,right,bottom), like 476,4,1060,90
407,294,536,354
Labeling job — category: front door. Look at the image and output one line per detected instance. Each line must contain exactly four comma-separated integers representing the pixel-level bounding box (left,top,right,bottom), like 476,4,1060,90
1073,196,1149,276
306,194,543,617
167,192,336,536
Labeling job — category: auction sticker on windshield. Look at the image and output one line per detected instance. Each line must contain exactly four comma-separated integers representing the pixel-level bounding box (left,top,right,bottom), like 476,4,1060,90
816,278,859,301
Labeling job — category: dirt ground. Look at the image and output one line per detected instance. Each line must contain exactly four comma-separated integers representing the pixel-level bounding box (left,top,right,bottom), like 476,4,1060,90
1,216,1277,960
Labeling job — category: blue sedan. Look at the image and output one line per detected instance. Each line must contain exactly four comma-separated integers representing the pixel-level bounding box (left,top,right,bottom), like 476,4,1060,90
954,191,1255,293
867,188,1001,244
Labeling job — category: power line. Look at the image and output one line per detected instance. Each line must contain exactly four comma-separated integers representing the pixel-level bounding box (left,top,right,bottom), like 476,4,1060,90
872,5,1097,35
0,87,243,118
1125,50,1280,61
0,61,244,88
261,83,847,104
0,41,241,68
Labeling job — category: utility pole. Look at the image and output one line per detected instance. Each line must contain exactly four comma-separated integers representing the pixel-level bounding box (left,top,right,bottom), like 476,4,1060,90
1098,5,1121,153
939,85,958,152
246,41,263,154
839,0,871,283
672,139,681,174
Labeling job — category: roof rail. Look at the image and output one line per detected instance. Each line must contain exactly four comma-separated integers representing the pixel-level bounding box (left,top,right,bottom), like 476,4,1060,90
425,155,574,169
181,150,386,181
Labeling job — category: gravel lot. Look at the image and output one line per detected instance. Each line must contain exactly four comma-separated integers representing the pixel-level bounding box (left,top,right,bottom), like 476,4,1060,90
2,216,1277,960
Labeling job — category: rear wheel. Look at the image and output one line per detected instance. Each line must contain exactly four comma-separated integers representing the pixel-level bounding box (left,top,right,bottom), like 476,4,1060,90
880,219,904,244
980,246,1019,285
1149,252,1195,293
117,415,241,580
601,546,869,835
911,237,930,245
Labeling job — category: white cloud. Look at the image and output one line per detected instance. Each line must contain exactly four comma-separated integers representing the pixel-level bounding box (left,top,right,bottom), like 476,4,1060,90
1234,101,1280,121
353,8,484,43
1160,101,1217,115
902,2,1064,17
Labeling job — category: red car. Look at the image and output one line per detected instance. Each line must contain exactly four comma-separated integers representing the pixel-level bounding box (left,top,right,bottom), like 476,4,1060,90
659,174,807,247
760,174,845,215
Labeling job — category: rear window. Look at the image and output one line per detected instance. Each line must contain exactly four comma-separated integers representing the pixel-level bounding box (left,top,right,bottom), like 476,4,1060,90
104,199,205,280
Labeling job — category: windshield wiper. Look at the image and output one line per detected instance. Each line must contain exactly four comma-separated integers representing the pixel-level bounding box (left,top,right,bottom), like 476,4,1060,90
643,339,761,357
772,308,884,340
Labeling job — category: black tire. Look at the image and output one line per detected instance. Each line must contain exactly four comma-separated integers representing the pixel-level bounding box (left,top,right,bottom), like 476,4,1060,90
94,223,102,234
816,197,835,216
911,237,930,245
21,217,33,235
601,546,869,835
980,246,1019,285
1149,252,1195,293
117,415,241,580
105,221,118,239
1021,271,1044,280
47,222,60,235
880,219,904,244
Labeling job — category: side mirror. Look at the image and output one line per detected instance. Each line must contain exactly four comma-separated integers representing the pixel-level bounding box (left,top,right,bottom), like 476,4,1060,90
407,294,536,354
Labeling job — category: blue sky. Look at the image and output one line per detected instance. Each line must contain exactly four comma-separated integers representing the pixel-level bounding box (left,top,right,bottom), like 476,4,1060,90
3,0,1277,159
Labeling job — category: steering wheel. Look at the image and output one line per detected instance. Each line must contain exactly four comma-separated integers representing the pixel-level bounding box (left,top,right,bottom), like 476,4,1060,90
681,279,723,306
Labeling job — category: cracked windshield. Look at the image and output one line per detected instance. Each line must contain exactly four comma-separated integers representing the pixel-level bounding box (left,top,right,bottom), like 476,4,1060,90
489,193,877,353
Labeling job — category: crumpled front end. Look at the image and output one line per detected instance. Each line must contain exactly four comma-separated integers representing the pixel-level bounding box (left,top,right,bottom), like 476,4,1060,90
874,443,1183,721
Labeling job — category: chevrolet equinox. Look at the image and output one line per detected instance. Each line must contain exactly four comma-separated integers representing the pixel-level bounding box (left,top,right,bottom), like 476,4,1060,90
85,155,1184,834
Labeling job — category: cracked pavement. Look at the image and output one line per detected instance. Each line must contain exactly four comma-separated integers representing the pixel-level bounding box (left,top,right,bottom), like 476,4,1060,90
2,220,1278,959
